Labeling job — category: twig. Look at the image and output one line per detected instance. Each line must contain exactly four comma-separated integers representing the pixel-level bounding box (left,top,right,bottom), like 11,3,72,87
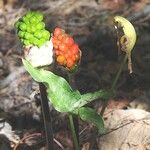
13,133,41,150
13,132,65,150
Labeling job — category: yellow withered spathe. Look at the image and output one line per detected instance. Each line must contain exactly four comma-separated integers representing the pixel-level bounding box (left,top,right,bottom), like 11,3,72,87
114,16,137,73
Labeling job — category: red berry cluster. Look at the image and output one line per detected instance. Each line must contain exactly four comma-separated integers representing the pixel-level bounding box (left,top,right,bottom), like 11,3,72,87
52,27,81,70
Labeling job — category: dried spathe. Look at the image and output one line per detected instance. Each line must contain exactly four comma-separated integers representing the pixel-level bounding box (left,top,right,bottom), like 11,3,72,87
24,40,53,67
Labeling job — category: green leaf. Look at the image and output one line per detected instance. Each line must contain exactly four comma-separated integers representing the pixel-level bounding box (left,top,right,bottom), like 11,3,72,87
22,59,81,112
78,107,105,133
22,59,113,113
72,89,114,109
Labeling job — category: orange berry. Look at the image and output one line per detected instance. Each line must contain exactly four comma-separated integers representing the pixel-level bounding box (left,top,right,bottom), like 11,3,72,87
58,34,63,41
71,55,76,62
63,36,74,46
66,58,74,68
62,36,69,43
55,40,61,46
52,37,57,43
54,27,62,37
57,55,65,65
54,44,59,49
55,50,60,55
71,44,79,54
76,53,80,61
67,50,73,57
59,43,68,52
61,34,67,40
68,37,74,46
64,53,68,59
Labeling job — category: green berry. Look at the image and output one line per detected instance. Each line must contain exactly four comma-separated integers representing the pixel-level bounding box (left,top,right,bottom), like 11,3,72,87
21,39,24,44
34,31,42,39
22,16,28,23
15,11,51,48
19,23,27,31
33,38,40,46
37,38,45,47
23,40,31,46
30,25,36,33
18,31,25,38
36,22,45,30
26,26,32,33
30,16,38,23
37,41,44,47
42,30,50,40
35,12,43,22
15,20,20,29
24,32,33,39
26,11,33,19
30,37,37,45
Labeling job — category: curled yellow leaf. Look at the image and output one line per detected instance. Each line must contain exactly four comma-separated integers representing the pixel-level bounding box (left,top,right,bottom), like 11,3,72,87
114,16,137,73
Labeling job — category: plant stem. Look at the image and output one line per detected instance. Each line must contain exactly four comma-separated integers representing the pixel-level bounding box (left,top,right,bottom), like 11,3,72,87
68,73,79,148
100,54,128,115
39,83,54,150
111,54,128,90
69,113,80,150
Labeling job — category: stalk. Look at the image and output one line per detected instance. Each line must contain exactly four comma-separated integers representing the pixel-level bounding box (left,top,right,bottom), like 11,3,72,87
68,113,80,150
39,83,54,150
68,73,79,149
100,54,128,115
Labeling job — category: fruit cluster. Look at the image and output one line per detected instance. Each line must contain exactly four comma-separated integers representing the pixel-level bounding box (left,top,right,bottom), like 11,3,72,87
15,11,50,48
52,27,81,70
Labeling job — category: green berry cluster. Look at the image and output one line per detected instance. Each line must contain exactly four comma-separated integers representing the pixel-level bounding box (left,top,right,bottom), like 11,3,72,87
15,11,51,47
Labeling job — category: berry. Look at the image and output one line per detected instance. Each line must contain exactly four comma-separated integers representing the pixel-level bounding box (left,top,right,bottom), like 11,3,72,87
71,44,79,54
15,20,20,28
23,40,31,46
18,31,25,38
54,27,63,37
42,30,50,40
34,31,42,39
59,43,68,52
52,27,81,70
26,11,33,19
36,22,45,30
19,23,27,31
24,32,33,39
63,36,74,46
22,16,29,23
15,11,51,47
66,58,74,68
35,12,43,22
57,55,65,65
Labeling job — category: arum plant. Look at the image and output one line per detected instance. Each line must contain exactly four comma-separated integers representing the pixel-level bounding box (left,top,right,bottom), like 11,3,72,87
52,27,81,147
15,11,113,150
15,11,136,150
101,16,137,115
15,11,54,149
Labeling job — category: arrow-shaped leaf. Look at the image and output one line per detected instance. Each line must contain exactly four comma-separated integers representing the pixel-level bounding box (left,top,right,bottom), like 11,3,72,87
22,59,81,112
23,59,113,113
78,107,105,133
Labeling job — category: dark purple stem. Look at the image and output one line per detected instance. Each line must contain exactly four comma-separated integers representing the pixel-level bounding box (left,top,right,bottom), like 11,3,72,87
39,83,54,150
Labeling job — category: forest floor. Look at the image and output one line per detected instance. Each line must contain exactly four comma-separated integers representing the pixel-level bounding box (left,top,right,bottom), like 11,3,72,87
0,0,150,150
